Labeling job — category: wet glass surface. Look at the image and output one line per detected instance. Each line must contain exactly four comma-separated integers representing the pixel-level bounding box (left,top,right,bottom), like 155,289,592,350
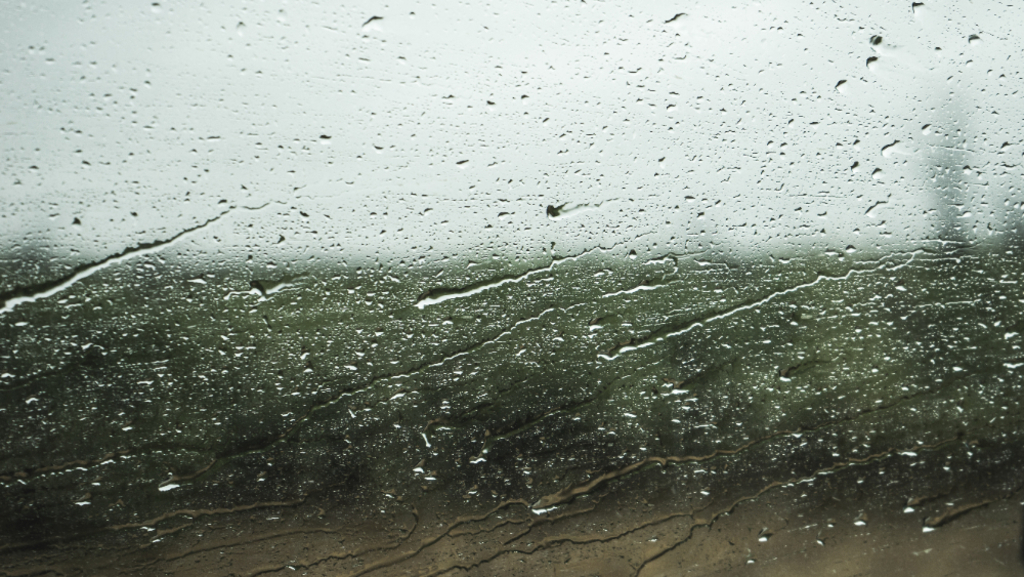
2,1,1024,575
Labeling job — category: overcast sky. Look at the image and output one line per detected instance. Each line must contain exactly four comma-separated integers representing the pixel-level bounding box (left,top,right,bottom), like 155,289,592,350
2,0,1022,289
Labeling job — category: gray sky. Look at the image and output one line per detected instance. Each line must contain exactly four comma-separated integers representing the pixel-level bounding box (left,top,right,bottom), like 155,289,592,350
2,0,1022,289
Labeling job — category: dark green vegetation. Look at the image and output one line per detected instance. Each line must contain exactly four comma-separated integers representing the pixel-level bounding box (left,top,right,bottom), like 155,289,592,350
1,242,1022,575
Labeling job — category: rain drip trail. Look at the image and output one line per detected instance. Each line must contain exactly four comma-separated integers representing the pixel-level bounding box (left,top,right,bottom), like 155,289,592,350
414,237,653,310
598,250,925,361
546,198,619,221
0,202,280,316
414,261,560,310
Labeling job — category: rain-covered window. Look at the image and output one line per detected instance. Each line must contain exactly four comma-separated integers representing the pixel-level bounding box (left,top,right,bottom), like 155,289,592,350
2,1,1023,575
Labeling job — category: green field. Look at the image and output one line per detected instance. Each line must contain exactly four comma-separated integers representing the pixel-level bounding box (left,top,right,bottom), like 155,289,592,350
2,241,1022,575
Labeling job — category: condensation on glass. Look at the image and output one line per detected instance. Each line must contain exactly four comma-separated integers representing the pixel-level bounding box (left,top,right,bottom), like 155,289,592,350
2,1,1023,575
